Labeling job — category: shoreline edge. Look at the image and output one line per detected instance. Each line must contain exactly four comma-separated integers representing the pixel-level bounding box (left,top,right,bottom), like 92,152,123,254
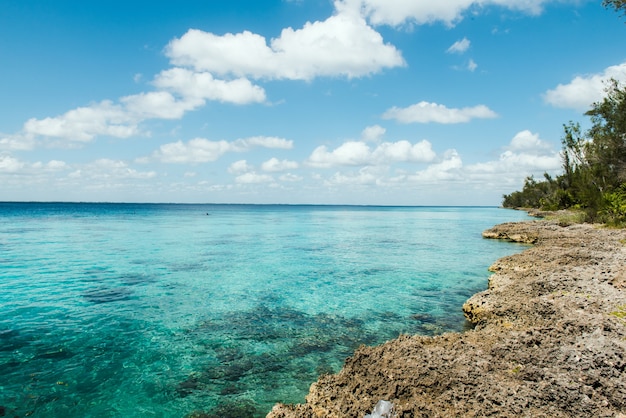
267,220,626,418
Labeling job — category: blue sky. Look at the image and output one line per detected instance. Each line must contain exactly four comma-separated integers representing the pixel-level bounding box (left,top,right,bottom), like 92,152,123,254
1,0,625,205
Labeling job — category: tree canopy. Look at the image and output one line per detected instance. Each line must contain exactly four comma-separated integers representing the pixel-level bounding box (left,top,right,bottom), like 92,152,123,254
502,80,626,225
603,0,626,18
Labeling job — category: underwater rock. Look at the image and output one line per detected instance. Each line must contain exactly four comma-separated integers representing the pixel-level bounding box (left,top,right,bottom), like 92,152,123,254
176,375,202,397
83,286,133,304
208,400,257,418
119,273,155,285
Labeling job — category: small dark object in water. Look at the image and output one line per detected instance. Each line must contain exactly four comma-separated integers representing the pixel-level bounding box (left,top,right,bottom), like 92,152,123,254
0,405,5,416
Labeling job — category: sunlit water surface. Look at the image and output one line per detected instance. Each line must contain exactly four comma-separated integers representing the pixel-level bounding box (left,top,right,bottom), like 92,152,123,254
0,203,530,417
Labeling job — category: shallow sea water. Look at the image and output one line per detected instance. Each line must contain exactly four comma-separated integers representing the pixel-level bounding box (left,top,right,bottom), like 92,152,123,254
0,203,530,417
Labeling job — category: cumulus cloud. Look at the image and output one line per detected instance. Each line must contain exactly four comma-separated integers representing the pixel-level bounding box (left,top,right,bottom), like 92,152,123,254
361,125,386,142
261,157,299,172
153,136,293,164
337,0,556,27
233,136,293,149
19,76,270,145
228,159,254,174
23,101,137,142
154,68,266,104
326,167,383,186
406,150,464,183
507,130,552,153
467,130,560,175
235,172,275,184
543,62,626,110
121,91,203,120
90,159,158,179
165,11,405,81
467,59,477,72
0,154,25,173
279,173,303,182
307,139,436,168
0,133,37,151
382,101,498,124
311,129,560,193
447,37,470,54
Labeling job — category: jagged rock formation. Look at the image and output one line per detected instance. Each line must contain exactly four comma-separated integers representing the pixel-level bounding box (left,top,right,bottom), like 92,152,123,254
268,221,626,418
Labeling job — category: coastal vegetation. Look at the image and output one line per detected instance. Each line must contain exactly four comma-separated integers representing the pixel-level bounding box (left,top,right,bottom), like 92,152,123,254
502,79,626,225
503,2,626,225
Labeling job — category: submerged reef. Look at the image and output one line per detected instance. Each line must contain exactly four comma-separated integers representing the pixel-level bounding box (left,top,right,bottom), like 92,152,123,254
268,221,626,417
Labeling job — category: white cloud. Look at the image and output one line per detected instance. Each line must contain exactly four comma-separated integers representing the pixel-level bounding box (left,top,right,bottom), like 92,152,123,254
0,154,70,176
261,157,299,172
121,91,204,120
307,139,436,168
337,0,556,27
361,124,386,142
373,140,436,162
328,170,377,186
0,154,25,173
0,133,36,151
235,172,275,184
232,136,293,150
310,129,560,193
93,159,158,180
154,67,266,104
19,93,201,144
382,101,498,124
543,62,626,110
507,130,552,153
229,159,254,174
467,59,477,72
154,139,231,163
447,37,470,54
279,173,303,182
406,150,464,182
153,136,293,164
309,141,371,167
23,101,137,142
467,130,560,175
14,64,268,147
165,11,405,81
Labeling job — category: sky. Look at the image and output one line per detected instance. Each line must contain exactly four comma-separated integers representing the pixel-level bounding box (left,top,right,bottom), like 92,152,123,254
1,0,625,205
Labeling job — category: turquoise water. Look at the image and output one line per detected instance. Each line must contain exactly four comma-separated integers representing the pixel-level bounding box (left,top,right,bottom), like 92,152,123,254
0,203,530,417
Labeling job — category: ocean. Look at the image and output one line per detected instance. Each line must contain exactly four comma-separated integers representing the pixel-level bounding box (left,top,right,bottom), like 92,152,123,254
0,203,530,417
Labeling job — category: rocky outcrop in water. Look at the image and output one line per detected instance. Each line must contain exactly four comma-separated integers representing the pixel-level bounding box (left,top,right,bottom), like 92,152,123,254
267,221,626,418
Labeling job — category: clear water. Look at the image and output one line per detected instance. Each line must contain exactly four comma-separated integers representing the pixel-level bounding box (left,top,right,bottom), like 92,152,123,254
0,203,530,417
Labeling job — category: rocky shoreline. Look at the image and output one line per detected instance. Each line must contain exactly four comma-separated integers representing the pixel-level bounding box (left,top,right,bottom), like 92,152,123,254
267,220,626,418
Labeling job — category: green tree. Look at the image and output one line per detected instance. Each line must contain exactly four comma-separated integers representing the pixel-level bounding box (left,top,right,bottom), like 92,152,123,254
502,81,626,223
584,79,626,190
